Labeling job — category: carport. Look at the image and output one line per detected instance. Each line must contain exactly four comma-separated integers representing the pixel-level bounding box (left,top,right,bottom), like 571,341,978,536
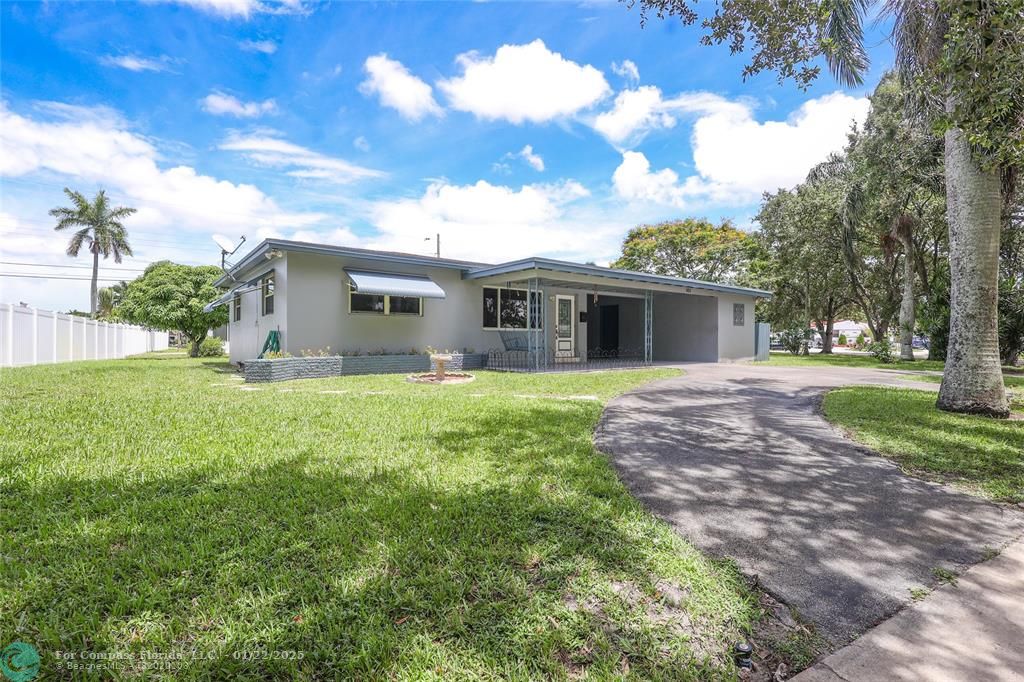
463,257,769,370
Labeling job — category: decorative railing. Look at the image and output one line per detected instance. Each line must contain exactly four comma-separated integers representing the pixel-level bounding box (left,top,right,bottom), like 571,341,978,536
486,347,650,372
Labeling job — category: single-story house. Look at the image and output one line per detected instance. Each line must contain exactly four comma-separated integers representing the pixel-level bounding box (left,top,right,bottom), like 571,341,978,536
205,239,772,368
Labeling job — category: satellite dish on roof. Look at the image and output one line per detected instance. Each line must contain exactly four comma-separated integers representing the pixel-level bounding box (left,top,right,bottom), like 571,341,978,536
213,234,239,254
213,234,246,275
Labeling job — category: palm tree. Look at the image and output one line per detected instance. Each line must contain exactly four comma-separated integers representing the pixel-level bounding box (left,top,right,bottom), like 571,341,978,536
820,2,1011,415
96,280,128,319
632,0,1015,416
49,189,136,318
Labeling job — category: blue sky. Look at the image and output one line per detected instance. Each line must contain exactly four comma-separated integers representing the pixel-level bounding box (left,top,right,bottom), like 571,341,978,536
1,0,894,311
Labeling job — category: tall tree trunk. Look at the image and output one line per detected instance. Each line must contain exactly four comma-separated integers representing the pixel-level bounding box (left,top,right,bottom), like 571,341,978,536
822,315,835,354
898,243,916,361
90,247,99,318
936,128,1008,417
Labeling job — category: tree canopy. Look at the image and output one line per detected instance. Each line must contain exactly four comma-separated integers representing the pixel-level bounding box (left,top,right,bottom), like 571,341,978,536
612,218,758,285
118,262,228,356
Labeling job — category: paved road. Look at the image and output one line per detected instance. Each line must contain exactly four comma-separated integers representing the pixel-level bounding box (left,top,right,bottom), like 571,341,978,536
594,363,1024,645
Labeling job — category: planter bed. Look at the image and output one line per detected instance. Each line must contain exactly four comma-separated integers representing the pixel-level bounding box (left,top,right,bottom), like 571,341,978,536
243,353,487,383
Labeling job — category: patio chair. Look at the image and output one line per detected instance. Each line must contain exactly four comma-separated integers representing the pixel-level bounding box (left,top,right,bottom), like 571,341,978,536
498,329,531,352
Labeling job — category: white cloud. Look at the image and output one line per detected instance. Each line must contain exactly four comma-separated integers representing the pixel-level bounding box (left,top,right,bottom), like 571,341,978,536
518,145,544,171
219,132,385,183
690,91,869,197
366,179,623,263
168,0,306,18
613,151,696,208
593,87,746,148
607,91,869,206
286,227,359,245
100,55,174,73
438,39,610,124
353,135,370,152
359,54,442,121
0,101,325,236
502,144,544,172
200,91,277,118
611,59,639,84
239,39,277,54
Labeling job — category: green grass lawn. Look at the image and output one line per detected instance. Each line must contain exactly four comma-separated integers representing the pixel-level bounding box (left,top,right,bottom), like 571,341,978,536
1,357,788,679
823,387,1024,503
876,373,1024,411
764,351,947,372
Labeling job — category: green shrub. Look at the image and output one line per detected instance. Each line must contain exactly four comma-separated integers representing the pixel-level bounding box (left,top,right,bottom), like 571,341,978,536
855,332,866,349
197,337,225,357
779,328,809,355
868,341,894,364
838,333,848,346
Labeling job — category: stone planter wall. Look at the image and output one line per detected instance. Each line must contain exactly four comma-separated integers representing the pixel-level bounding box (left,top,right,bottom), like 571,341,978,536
430,353,487,372
244,353,488,383
243,356,344,383
339,355,429,376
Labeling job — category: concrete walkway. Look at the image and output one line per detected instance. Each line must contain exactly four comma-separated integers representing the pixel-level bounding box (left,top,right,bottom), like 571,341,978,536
594,363,1024,646
794,538,1024,681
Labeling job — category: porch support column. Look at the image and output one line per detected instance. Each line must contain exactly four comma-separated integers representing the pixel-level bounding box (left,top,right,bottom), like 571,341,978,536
528,276,540,371
644,290,653,364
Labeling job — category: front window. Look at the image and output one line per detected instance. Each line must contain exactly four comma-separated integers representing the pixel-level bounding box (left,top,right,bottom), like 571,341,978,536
350,293,385,313
349,286,422,316
233,294,241,322
500,288,528,328
482,286,542,329
262,271,275,316
389,295,421,315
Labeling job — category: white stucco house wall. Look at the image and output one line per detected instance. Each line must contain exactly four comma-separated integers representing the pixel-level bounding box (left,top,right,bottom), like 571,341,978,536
205,239,772,366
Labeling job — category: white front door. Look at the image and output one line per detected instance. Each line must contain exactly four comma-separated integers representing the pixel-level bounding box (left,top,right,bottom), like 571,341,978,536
555,295,575,358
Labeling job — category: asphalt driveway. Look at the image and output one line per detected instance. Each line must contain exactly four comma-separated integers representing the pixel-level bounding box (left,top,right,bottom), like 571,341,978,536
594,363,1024,645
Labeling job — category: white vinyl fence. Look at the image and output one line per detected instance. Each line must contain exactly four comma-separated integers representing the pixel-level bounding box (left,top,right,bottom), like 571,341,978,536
0,302,169,368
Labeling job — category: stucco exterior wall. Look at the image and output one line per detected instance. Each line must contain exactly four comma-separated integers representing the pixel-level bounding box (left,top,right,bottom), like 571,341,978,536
651,292,718,362
228,255,286,364
716,293,756,361
282,251,502,356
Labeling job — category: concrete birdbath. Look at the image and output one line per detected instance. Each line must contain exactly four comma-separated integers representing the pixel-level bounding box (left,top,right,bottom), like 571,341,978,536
406,353,475,384
432,353,453,380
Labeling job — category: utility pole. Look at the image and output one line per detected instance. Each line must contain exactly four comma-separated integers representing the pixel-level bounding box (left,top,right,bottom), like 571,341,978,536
425,233,440,258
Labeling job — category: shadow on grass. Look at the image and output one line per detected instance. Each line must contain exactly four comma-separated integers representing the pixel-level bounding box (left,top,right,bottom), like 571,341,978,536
4,400,752,680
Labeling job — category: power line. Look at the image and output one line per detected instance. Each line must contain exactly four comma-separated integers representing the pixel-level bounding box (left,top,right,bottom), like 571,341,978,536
0,272,134,280
3,221,224,250
0,260,148,272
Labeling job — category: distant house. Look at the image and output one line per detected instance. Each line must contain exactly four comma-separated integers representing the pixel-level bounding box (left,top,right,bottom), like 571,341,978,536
832,320,870,343
204,239,772,367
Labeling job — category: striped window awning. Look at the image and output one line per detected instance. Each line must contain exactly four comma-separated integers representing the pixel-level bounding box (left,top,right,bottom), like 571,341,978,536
346,270,446,299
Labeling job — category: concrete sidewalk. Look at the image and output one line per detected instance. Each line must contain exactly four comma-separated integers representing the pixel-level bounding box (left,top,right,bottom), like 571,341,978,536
794,538,1024,681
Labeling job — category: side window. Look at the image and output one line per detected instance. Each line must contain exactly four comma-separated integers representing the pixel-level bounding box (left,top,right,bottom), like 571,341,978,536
262,271,275,316
733,303,745,326
233,294,242,322
482,288,498,328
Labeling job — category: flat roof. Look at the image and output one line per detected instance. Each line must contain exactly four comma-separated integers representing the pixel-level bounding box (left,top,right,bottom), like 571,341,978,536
215,238,490,286
463,257,772,298
215,238,771,299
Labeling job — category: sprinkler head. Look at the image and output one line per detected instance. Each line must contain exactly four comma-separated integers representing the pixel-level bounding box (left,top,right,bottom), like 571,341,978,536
733,641,753,669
